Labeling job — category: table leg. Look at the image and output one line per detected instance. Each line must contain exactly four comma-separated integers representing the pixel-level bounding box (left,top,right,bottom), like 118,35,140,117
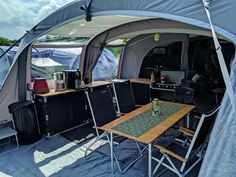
110,132,114,174
148,143,152,177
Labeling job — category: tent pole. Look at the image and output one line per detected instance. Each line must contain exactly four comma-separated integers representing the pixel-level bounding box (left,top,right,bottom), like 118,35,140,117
203,0,236,113
0,37,23,60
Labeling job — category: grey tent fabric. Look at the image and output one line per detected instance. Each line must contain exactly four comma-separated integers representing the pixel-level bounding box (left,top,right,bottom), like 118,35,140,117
198,1,236,176
83,19,210,79
0,60,18,123
17,45,31,101
0,46,30,122
180,34,189,71
120,33,189,79
0,55,10,86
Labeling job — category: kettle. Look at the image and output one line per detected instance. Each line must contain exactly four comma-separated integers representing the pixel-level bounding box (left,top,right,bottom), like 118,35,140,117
53,72,66,91
32,78,49,94
55,80,66,91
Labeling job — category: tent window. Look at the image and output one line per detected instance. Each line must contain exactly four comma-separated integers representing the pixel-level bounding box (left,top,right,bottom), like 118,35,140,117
31,48,81,80
139,42,182,78
30,47,118,87
30,48,81,89
92,47,120,81
188,39,235,89
0,46,16,89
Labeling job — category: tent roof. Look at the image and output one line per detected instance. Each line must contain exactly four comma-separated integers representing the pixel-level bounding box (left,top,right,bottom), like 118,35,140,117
47,15,153,38
17,0,235,50
28,0,235,42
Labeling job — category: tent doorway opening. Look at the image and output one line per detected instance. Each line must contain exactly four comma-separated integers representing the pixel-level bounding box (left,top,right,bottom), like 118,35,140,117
139,41,182,79
138,36,235,111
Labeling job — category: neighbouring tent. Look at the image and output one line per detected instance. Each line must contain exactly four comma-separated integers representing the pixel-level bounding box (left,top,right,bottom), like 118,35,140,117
0,46,117,84
0,0,236,176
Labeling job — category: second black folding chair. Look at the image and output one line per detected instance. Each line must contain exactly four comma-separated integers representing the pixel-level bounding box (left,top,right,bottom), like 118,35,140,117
112,79,140,115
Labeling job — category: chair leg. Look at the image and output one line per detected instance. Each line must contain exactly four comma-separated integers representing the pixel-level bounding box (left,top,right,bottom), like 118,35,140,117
84,133,106,157
105,133,144,174
15,134,19,149
153,155,165,175
165,155,183,177
174,137,190,148
152,154,183,177
135,141,144,156
183,157,202,176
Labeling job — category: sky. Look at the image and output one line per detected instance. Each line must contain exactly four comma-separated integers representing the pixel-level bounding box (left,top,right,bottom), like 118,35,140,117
0,0,74,40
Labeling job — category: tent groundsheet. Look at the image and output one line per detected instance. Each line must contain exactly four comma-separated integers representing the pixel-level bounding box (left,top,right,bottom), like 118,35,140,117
0,134,200,177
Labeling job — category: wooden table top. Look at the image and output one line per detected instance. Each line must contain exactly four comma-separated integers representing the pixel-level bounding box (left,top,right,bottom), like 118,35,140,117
84,81,111,88
130,78,153,85
99,101,194,144
34,89,82,97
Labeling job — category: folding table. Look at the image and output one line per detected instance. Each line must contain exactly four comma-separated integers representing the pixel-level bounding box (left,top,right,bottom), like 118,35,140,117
99,101,194,177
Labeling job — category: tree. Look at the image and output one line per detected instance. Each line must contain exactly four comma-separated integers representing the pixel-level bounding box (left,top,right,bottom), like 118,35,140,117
0,36,12,46
107,47,122,59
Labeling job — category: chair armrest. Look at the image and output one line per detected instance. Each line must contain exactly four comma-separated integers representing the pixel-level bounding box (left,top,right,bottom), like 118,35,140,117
118,112,127,116
93,125,101,129
178,127,194,137
194,115,201,120
154,144,187,162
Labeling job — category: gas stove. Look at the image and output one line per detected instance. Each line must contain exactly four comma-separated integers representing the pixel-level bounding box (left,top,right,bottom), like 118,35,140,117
152,82,181,91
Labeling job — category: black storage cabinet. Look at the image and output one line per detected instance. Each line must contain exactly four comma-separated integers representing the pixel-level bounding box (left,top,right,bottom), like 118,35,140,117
34,89,87,138
8,100,41,145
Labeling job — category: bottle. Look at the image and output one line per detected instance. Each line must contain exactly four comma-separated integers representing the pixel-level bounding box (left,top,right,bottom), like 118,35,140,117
150,72,155,82
74,69,81,89
152,98,160,116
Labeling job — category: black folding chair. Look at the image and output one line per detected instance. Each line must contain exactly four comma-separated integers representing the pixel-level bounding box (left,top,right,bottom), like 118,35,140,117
112,79,139,115
174,86,194,104
174,86,195,129
85,86,144,173
152,104,220,177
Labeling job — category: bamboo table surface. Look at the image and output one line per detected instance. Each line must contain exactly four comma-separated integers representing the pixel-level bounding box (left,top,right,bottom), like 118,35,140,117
34,89,81,97
99,101,194,144
130,78,153,85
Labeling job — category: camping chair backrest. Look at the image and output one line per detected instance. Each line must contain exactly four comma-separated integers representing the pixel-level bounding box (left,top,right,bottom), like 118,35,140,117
112,80,136,113
185,105,220,161
174,87,194,104
86,86,117,128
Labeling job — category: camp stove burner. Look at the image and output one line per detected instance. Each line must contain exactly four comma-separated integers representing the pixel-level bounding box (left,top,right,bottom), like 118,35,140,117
152,82,181,91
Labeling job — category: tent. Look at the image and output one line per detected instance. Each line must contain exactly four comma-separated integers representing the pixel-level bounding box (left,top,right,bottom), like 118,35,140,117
0,46,117,84
0,0,236,176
